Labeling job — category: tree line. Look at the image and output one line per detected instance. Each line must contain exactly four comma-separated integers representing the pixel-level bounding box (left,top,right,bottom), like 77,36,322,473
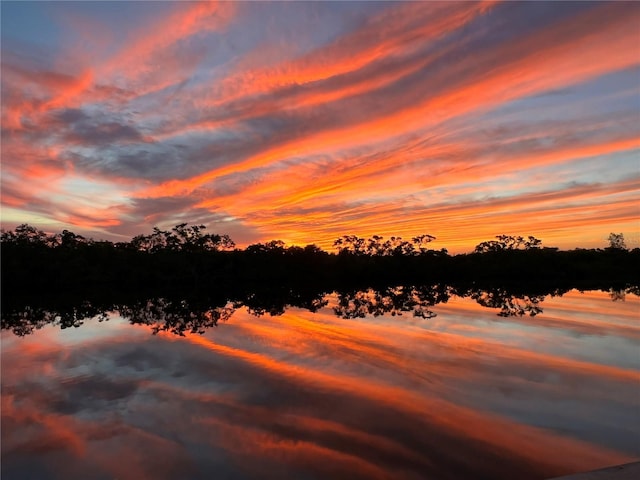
1,223,631,254
1,224,637,308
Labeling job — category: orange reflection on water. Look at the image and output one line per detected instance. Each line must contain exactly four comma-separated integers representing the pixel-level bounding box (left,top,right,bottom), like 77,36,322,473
1,290,638,479
175,304,636,474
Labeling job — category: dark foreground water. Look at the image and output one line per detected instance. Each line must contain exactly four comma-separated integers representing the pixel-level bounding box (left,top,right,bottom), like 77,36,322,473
2,289,639,480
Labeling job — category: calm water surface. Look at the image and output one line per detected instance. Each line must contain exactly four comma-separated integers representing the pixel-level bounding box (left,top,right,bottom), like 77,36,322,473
2,289,639,479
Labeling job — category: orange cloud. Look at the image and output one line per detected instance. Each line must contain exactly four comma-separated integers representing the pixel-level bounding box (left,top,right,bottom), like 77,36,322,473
98,1,236,97
192,134,637,213
208,1,498,105
2,1,638,249
2,1,236,138
185,169,637,250
138,2,639,206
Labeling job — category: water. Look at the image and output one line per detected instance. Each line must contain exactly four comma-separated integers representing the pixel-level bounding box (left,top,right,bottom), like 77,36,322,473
2,289,639,479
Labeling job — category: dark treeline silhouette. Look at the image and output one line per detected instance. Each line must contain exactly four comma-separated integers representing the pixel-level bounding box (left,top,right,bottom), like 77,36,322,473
2,282,637,338
2,224,638,305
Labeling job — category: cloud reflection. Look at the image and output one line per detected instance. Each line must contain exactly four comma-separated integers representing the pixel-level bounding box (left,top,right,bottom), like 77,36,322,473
2,289,638,479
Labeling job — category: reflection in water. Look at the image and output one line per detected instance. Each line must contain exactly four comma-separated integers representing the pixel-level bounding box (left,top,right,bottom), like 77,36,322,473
334,284,451,319
242,288,329,318
118,299,235,336
609,286,639,302
5,302,110,337
467,287,546,317
1,286,639,480
3,283,612,337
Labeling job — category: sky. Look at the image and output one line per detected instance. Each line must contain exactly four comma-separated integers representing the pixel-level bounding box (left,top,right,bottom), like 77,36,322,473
1,0,639,252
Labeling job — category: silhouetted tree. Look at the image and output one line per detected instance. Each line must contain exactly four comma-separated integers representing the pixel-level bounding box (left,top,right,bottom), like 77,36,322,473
412,234,437,254
130,223,235,253
337,234,435,256
2,224,639,317
57,229,89,249
334,235,367,255
246,240,286,254
1,224,51,246
607,233,627,251
474,235,542,253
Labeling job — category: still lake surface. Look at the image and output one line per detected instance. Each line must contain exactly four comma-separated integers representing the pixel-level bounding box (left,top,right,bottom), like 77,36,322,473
2,289,639,480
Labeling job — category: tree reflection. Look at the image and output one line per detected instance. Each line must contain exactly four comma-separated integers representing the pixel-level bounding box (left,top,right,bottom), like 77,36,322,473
334,284,452,319
2,302,111,337
467,287,548,317
241,288,328,318
2,283,638,336
609,288,626,302
117,298,236,336
608,286,640,302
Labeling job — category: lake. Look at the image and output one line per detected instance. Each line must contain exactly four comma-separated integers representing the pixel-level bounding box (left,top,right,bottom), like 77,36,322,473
2,288,639,479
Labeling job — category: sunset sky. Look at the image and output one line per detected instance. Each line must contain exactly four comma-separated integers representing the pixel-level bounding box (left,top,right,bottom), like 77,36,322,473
1,1,639,252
